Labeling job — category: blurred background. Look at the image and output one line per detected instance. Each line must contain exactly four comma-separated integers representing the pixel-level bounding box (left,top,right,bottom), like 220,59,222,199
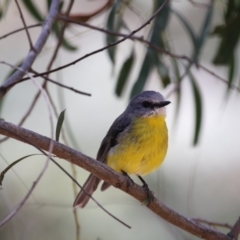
0,0,240,239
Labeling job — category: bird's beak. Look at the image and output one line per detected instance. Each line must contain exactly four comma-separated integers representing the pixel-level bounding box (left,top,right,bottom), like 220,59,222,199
160,101,171,107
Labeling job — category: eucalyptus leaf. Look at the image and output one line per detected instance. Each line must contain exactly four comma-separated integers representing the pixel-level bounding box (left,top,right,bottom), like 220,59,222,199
213,6,240,65
115,49,135,96
56,109,66,142
0,0,11,19
171,9,197,49
189,72,202,145
171,57,182,121
130,0,170,97
106,1,124,64
57,79,80,149
194,1,213,63
130,50,154,98
21,0,43,21
155,55,171,88
52,23,77,51
225,54,235,97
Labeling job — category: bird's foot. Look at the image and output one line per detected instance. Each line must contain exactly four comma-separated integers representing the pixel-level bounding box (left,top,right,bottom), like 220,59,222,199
138,175,154,206
121,170,134,192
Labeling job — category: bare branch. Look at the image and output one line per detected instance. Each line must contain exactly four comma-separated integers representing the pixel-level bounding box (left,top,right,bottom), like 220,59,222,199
228,216,240,240
0,120,232,240
46,0,74,73
19,0,170,82
0,23,42,41
58,15,240,94
14,0,33,49
32,70,91,96
0,61,55,228
0,0,60,99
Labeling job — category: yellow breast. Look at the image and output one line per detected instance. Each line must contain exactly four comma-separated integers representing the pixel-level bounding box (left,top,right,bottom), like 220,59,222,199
106,114,168,176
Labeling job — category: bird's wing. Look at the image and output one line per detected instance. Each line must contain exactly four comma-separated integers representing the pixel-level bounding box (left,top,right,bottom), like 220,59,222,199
98,112,132,191
97,112,132,162
73,111,132,207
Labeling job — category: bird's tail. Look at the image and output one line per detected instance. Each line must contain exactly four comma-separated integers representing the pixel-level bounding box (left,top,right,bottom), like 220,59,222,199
73,174,100,208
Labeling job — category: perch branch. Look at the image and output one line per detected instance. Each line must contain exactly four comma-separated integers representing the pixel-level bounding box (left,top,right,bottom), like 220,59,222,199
0,120,232,240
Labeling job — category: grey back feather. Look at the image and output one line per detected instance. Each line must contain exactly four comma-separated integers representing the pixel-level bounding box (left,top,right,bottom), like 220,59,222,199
73,109,132,207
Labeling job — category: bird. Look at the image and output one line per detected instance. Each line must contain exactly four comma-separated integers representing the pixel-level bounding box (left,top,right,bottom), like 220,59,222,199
73,90,170,208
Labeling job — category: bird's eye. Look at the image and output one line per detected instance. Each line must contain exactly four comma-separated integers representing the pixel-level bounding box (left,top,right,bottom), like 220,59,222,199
142,101,151,108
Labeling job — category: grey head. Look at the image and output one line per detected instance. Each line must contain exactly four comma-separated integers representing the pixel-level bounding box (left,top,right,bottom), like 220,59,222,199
126,91,171,117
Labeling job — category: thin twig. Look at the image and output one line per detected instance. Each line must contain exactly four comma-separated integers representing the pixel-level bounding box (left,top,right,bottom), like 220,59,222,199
45,1,83,238
45,85,82,240
0,60,54,228
0,159,49,227
0,120,232,240
0,23,42,40
58,15,240,94
0,152,38,202
14,0,33,49
0,61,54,136
19,0,169,82
31,69,91,96
47,0,74,72
0,0,60,99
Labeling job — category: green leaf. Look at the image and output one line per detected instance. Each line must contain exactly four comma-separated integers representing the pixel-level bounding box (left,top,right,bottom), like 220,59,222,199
155,55,171,88
106,1,124,63
130,50,154,98
172,3,213,64
194,1,213,63
225,54,235,97
0,0,11,19
115,49,135,96
56,109,66,142
212,5,240,65
152,0,170,34
189,72,202,145
61,37,78,51
130,0,170,97
171,9,197,49
52,23,78,51
152,0,170,87
21,0,43,21
171,57,182,121
0,154,42,185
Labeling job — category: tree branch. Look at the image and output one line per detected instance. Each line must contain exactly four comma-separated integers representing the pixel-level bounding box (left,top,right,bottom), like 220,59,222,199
58,15,240,94
228,216,240,240
17,0,170,83
0,0,59,99
14,0,33,49
0,120,232,240
0,23,42,41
